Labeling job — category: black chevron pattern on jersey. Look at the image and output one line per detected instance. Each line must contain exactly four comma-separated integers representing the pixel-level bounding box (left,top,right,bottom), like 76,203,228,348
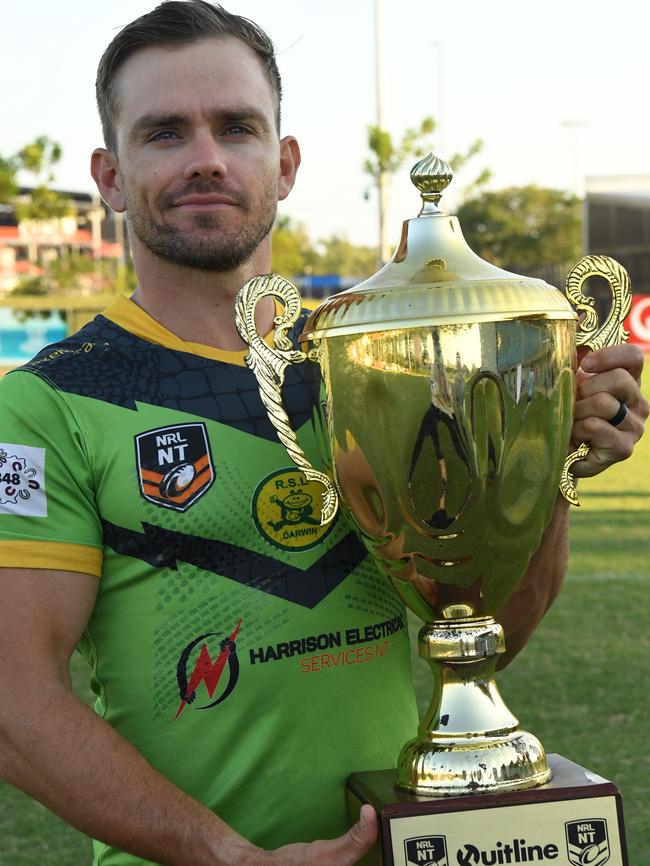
102,519,367,608
21,312,320,442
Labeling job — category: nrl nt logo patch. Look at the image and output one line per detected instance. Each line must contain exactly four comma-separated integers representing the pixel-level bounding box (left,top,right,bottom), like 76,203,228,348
404,835,448,866
565,819,610,866
135,423,214,512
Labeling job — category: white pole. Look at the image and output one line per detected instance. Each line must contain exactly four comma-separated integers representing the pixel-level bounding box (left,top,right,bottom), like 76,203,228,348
374,0,389,265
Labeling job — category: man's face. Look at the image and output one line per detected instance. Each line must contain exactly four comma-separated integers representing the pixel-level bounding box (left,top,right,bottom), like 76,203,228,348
106,37,293,271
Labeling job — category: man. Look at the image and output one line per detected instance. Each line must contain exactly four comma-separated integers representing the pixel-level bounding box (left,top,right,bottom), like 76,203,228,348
0,3,646,865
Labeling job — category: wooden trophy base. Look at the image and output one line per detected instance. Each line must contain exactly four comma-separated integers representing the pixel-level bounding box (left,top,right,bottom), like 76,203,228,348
347,754,627,866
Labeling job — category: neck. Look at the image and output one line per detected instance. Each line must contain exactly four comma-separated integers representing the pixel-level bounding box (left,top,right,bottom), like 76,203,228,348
129,235,274,350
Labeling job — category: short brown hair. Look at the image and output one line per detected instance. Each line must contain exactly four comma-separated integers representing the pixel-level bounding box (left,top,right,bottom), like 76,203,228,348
96,0,282,152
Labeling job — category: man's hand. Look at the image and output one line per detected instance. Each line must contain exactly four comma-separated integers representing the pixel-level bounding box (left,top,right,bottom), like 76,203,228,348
251,805,378,866
571,344,648,477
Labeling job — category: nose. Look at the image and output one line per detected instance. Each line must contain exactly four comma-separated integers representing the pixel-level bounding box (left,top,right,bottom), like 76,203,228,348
183,130,227,180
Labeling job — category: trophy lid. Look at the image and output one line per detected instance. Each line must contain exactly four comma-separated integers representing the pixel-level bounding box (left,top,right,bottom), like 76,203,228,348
301,154,575,341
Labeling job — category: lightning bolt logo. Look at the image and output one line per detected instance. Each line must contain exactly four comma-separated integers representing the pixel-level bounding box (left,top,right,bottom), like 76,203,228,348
175,619,242,720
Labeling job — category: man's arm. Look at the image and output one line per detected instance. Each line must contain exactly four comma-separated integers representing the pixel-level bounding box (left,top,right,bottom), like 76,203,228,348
496,344,648,666
496,496,569,666
0,568,376,866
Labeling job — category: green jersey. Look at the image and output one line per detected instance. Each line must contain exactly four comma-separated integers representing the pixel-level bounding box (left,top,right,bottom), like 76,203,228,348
0,298,418,866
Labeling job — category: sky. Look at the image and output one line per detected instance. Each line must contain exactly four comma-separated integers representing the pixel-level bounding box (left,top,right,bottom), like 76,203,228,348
3,0,649,248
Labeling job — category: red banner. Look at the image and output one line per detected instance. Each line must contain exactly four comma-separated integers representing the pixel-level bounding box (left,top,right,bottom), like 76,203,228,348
624,295,650,353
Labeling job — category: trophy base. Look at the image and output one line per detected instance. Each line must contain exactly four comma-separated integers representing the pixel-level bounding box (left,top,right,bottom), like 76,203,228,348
396,728,550,796
397,618,551,796
347,754,628,866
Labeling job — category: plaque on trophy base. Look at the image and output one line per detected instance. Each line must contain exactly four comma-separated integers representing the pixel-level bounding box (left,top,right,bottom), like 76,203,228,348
347,755,628,866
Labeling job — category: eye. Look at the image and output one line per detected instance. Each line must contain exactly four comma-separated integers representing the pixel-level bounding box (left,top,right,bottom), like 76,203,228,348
149,130,179,142
223,124,252,137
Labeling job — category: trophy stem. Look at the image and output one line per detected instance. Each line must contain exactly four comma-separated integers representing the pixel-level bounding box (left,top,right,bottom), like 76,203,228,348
396,617,551,796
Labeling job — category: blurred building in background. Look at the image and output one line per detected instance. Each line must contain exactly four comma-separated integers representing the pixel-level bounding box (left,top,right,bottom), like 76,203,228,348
585,175,650,352
0,188,125,295
586,175,650,292
0,189,127,369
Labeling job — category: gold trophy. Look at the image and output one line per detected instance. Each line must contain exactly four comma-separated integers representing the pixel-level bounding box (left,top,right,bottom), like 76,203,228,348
236,155,630,866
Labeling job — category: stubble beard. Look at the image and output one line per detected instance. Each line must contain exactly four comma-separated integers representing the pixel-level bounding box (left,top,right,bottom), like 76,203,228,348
125,183,277,272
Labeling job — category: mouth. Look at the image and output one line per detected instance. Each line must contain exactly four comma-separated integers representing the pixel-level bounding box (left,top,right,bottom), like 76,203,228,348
172,194,240,210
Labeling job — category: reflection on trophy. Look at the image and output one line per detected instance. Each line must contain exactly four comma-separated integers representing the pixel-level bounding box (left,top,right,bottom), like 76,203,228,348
236,155,631,865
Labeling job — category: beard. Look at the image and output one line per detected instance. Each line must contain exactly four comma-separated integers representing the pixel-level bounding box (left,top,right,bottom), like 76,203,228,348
125,180,277,272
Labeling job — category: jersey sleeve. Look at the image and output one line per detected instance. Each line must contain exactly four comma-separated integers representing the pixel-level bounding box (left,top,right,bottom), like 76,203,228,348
0,370,103,576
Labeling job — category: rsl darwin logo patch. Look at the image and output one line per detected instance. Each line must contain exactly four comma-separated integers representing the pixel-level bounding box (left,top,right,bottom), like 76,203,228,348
404,835,448,866
251,467,335,551
565,819,610,866
135,423,214,512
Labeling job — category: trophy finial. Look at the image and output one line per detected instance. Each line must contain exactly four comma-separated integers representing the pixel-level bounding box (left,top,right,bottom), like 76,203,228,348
410,153,453,215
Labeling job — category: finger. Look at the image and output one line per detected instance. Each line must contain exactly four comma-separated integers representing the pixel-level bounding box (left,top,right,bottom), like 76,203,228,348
270,809,377,866
572,416,618,452
570,441,634,478
576,368,641,405
325,805,377,865
572,408,645,446
300,805,378,866
573,392,622,423
345,805,378,859
569,420,636,476
580,344,645,382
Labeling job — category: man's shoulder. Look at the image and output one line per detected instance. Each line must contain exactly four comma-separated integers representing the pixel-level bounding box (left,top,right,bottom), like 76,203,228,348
19,314,118,377
8,312,144,404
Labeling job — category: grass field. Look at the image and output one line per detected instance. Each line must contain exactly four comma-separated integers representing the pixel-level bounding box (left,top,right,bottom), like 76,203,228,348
1,361,648,865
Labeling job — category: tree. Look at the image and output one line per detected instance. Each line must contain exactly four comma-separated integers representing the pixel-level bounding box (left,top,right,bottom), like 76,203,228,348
315,235,376,279
12,136,72,222
0,155,18,203
364,117,436,191
457,186,582,273
364,116,435,264
0,137,75,274
9,275,54,322
270,218,378,281
271,216,318,277
363,117,490,264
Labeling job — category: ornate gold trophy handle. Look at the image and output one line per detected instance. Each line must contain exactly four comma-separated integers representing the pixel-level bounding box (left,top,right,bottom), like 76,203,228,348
559,254,632,505
234,273,338,525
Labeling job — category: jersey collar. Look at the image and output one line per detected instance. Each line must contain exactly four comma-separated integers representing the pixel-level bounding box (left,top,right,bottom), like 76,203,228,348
100,295,268,367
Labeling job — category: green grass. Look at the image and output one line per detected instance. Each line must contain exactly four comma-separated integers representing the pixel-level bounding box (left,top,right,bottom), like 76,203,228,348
2,361,648,865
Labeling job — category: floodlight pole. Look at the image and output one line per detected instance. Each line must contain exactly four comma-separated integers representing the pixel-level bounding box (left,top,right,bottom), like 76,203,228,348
375,0,389,266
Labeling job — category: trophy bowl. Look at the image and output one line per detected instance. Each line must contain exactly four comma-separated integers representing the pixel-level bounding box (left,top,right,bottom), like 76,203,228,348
235,154,630,798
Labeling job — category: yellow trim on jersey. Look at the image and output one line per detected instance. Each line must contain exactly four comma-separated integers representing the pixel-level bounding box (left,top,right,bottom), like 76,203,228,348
101,295,317,367
0,540,103,576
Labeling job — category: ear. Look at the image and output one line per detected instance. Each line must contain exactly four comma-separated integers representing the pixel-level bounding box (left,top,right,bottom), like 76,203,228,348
90,148,126,213
277,136,301,202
